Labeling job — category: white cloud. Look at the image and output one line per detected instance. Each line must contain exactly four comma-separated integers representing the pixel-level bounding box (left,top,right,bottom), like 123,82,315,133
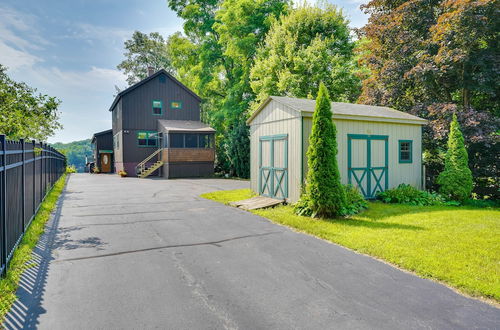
0,41,41,70
60,23,132,44
40,66,125,88
0,5,49,71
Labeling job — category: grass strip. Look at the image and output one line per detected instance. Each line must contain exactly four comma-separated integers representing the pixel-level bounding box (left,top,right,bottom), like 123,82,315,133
0,174,67,323
201,188,500,303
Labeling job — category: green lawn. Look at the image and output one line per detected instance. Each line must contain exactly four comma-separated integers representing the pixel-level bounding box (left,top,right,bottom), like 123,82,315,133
201,189,500,303
0,174,67,323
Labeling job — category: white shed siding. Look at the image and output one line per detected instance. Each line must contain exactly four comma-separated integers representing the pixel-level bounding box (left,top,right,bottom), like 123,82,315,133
249,100,302,201
302,118,422,191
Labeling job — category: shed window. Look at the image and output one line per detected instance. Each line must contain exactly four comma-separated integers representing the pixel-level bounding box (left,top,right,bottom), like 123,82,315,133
399,140,412,163
152,100,163,115
137,131,158,147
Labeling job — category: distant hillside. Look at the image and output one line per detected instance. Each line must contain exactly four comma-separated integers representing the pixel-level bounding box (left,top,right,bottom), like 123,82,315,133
52,139,92,172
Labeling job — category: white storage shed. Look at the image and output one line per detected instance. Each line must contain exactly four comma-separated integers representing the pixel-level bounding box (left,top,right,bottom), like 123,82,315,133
247,96,427,202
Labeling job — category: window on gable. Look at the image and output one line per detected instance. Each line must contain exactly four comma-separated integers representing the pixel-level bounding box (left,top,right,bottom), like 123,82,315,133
152,100,162,115
137,131,158,147
170,101,182,109
399,140,412,163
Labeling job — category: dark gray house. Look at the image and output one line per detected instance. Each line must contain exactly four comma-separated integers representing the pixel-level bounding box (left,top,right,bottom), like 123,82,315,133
94,69,215,178
91,129,113,173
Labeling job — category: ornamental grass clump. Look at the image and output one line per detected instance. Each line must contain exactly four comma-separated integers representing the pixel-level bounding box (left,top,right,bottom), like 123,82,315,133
437,114,473,202
295,82,345,218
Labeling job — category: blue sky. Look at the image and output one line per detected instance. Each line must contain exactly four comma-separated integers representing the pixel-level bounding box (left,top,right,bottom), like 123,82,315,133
0,0,368,143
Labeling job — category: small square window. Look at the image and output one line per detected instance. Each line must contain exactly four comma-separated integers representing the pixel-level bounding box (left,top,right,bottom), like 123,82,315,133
170,101,182,109
399,140,412,163
170,133,184,148
152,100,162,115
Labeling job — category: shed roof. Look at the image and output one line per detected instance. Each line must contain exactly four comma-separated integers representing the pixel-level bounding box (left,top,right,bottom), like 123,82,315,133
247,96,426,125
108,69,201,112
158,120,215,133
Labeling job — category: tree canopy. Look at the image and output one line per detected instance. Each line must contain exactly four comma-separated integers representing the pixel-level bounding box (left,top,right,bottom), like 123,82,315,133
358,0,499,196
250,5,362,106
53,139,92,172
0,65,62,141
117,31,174,85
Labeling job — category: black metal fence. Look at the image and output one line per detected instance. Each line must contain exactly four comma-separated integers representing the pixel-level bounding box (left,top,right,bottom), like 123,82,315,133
0,135,66,276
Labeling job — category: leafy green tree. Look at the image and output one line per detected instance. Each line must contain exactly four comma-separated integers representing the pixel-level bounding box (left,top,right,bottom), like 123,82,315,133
437,114,473,202
358,0,499,196
250,4,362,106
225,120,250,178
0,64,62,141
165,0,289,177
117,31,174,85
301,82,345,218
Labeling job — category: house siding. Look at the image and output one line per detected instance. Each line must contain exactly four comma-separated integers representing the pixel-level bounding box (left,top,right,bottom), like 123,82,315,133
121,73,200,132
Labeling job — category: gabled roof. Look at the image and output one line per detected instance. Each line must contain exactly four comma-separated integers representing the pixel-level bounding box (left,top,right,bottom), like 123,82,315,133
91,129,112,143
108,69,201,111
247,96,426,125
158,120,215,133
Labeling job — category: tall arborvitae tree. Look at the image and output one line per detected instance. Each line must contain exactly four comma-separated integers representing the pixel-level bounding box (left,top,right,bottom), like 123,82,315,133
437,114,473,202
302,82,345,218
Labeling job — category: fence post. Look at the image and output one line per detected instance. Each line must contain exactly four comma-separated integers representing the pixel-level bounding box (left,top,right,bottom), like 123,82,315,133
0,135,7,276
21,139,25,232
40,143,43,202
32,140,36,217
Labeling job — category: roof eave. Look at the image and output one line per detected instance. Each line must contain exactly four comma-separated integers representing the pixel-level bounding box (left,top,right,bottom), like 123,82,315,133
300,111,427,125
246,97,273,124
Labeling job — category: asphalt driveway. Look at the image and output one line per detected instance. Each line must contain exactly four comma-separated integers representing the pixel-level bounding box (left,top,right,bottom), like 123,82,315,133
4,174,499,329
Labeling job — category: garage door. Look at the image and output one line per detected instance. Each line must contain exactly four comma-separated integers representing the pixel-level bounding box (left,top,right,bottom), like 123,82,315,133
259,134,288,199
348,134,388,198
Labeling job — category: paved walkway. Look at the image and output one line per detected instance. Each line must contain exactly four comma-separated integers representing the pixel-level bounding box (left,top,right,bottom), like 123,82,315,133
3,174,499,329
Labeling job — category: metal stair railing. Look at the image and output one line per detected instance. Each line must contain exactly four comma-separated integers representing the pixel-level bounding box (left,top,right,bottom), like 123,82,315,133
135,148,164,176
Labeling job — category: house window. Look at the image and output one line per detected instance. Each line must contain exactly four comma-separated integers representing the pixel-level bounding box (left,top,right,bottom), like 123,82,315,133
199,133,214,148
169,133,214,148
399,140,412,163
185,134,198,148
170,133,184,148
170,101,182,109
152,100,163,115
137,131,158,147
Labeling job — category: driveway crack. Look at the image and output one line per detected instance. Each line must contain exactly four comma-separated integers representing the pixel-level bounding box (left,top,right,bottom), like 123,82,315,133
54,231,282,263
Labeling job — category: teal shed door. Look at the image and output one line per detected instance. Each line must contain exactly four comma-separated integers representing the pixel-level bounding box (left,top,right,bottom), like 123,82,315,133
348,134,388,198
259,134,288,199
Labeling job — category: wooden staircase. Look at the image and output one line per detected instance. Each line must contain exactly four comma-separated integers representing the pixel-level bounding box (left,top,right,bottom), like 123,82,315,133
136,148,164,178
138,160,164,178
